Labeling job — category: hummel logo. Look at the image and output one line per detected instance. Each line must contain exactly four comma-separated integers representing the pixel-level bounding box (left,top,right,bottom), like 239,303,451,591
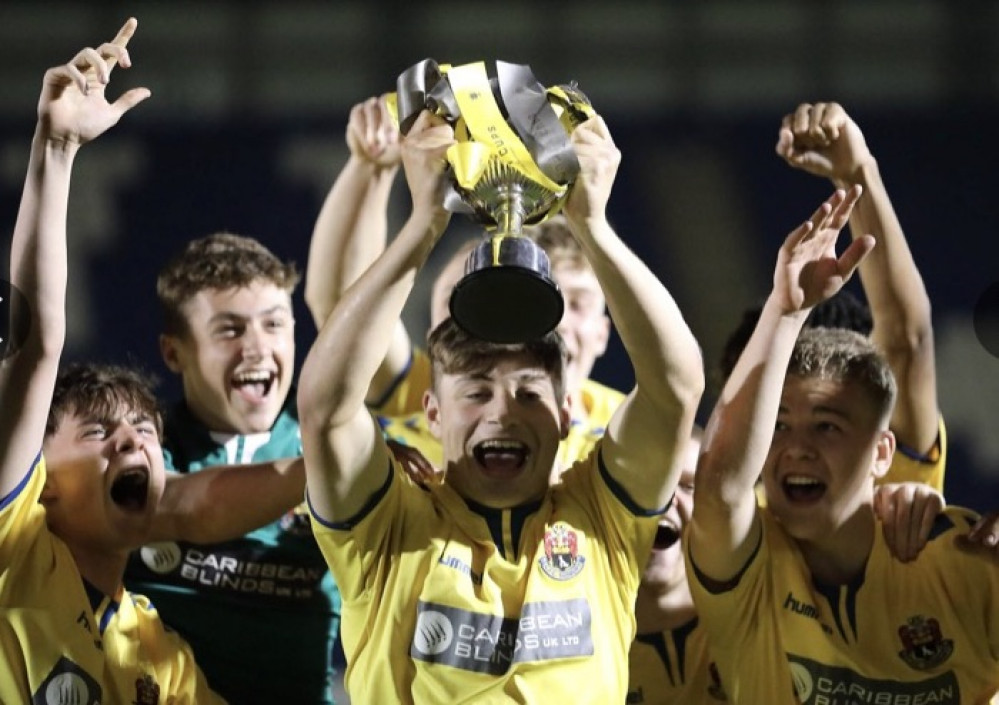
783,592,834,634
438,554,482,585
783,591,820,620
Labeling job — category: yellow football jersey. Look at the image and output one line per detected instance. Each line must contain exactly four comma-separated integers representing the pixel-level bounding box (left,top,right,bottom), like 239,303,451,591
687,507,999,704
369,347,434,417
880,417,947,492
0,454,224,704
628,620,729,704
310,446,659,704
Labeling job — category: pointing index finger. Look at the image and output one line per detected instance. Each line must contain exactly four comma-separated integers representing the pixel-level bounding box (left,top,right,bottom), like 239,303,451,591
111,17,138,49
104,17,138,70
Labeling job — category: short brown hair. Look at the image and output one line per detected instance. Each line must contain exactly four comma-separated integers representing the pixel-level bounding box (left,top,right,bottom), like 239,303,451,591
717,290,874,390
427,318,567,403
47,362,163,437
157,233,300,335
526,214,587,272
788,327,897,425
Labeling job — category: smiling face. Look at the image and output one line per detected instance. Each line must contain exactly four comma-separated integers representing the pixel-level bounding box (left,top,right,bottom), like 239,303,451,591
161,282,295,434
425,352,570,509
762,374,894,543
42,405,167,553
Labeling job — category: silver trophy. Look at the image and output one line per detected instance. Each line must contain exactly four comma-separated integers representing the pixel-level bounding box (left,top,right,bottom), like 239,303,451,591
394,59,594,343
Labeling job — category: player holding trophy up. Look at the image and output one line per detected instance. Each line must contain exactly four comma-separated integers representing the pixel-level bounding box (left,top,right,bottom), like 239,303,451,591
392,58,595,343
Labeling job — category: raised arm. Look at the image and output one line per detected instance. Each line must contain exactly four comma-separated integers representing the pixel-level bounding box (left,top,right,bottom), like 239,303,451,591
561,116,704,512
0,19,149,498
689,188,873,582
298,110,454,522
151,458,304,544
777,102,938,456
303,95,414,405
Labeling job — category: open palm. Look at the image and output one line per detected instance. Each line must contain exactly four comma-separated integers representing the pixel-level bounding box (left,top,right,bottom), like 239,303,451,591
37,18,149,147
773,186,874,313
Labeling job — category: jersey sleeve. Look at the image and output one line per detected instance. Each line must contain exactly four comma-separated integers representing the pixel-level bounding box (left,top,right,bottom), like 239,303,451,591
558,447,661,596
684,508,770,642
0,452,49,570
310,458,432,603
683,510,795,699
878,416,947,492
932,507,999,663
369,348,432,417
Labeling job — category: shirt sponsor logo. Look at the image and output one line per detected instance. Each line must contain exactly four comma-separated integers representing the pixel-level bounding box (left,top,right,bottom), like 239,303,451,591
789,654,959,704
539,522,585,581
411,599,593,675
139,542,183,574
138,544,324,599
897,616,954,671
32,657,102,705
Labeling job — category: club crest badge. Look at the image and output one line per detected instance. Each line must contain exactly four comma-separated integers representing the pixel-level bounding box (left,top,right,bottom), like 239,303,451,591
897,615,953,670
539,522,584,580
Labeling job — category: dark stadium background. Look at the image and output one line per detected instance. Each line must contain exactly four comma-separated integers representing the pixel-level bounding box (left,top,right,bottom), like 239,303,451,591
0,1,996,511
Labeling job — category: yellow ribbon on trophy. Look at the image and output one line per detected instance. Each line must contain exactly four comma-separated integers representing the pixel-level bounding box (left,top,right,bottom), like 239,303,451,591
443,62,560,195
387,59,596,233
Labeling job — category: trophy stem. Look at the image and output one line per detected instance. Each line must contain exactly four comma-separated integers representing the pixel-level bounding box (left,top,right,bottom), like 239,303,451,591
494,183,526,237
452,175,564,343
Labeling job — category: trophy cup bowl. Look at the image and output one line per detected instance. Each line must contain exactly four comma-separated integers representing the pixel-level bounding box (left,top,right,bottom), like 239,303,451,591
448,159,565,343
393,59,594,342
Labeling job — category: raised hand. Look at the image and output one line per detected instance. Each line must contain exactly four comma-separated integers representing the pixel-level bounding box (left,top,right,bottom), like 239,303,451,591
37,17,150,147
346,95,401,167
775,102,873,182
564,115,621,224
399,110,455,233
772,186,874,314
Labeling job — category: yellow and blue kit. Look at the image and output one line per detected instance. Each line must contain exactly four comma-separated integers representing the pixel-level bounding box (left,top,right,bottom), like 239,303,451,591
687,507,999,704
311,445,662,704
881,418,947,492
0,454,222,704
369,346,435,418
627,619,729,703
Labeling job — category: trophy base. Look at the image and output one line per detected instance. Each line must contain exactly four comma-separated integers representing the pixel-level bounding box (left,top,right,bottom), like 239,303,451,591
450,267,564,344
